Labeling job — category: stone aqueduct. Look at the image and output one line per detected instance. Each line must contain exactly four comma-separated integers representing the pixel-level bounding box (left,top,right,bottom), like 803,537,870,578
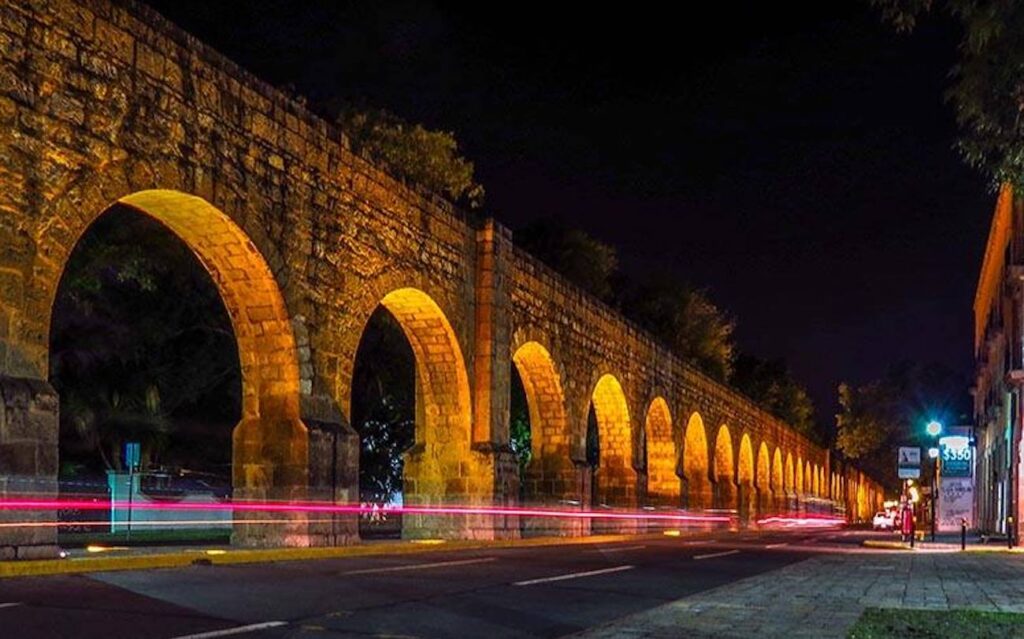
0,0,882,555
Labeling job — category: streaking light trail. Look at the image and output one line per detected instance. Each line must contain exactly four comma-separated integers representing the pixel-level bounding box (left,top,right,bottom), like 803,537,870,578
0,497,733,524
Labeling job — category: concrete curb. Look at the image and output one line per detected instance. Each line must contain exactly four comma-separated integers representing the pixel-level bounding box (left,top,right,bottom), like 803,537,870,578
861,539,1024,553
862,540,910,550
0,532,679,579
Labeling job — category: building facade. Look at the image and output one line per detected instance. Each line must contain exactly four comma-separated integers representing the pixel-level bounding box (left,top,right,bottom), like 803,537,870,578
973,186,1023,537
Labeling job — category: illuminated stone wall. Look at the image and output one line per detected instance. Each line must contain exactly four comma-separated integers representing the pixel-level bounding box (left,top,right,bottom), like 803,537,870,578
0,0,883,554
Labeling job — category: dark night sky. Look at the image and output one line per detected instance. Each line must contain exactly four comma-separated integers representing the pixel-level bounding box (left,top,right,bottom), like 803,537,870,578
144,1,992,426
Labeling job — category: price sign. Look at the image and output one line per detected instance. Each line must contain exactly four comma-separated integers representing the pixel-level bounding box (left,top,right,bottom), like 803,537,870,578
939,436,972,478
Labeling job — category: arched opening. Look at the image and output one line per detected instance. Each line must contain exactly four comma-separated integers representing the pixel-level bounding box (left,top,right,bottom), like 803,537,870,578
351,288,478,539
683,413,710,510
713,425,735,510
756,442,771,516
804,461,813,495
588,374,634,510
785,452,795,498
796,456,805,498
737,434,754,521
772,447,784,511
511,342,575,535
856,482,869,522
46,191,304,546
350,306,415,538
644,397,678,506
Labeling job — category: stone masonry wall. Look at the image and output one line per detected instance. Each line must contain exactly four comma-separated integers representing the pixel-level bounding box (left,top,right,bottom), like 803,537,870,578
0,0,883,552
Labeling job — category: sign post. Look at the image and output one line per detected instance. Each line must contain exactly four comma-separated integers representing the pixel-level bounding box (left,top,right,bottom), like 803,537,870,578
124,442,141,543
937,429,975,533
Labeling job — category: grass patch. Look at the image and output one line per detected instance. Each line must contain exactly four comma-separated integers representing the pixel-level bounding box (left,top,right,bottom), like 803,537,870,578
59,528,231,547
848,607,1024,638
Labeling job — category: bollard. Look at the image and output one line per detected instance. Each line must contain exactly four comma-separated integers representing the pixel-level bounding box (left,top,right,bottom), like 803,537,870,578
910,521,915,548
961,517,967,551
1009,516,1015,549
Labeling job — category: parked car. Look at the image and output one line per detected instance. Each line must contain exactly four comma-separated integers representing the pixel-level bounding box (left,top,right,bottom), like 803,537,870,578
872,510,896,530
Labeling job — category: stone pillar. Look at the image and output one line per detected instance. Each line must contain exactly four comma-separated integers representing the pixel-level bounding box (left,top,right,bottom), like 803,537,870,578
0,377,60,559
230,411,309,547
713,477,737,512
521,456,584,537
467,219,518,539
303,395,358,546
737,482,756,527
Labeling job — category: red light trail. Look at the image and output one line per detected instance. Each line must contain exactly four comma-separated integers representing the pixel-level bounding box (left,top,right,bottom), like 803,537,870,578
0,497,733,524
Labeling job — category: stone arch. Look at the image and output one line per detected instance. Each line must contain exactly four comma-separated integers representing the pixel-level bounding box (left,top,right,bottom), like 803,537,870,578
35,189,305,504
360,288,483,526
785,452,795,494
512,341,574,508
756,442,770,491
738,434,754,486
683,412,711,509
756,441,771,515
713,425,735,510
644,396,678,505
796,456,805,496
804,461,813,495
772,447,784,493
589,374,635,507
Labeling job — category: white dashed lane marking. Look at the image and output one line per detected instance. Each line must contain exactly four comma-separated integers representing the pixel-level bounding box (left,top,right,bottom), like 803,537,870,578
514,565,634,586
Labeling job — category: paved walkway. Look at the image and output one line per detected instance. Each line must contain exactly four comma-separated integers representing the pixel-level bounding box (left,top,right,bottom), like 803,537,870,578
573,551,1024,638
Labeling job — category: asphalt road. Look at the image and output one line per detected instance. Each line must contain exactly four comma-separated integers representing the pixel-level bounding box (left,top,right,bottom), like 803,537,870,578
0,528,878,639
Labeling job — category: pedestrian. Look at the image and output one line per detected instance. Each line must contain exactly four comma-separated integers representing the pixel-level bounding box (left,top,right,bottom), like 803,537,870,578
901,506,913,542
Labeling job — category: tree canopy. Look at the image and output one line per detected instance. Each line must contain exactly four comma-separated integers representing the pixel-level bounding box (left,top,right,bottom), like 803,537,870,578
516,218,621,303
731,354,818,441
624,280,737,382
335,105,485,209
870,0,1024,191
834,361,969,489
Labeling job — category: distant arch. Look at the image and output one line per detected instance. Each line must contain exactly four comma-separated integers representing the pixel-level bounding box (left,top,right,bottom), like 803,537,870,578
714,425,734,481
785,452,795,493
683,412,710,509
644,397,678,505
772,447,784,494
756,442,770,491
738,434,754,486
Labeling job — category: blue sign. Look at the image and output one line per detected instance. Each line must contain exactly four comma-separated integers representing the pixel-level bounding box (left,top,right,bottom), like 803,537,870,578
939,435,972,478
124,441,141,471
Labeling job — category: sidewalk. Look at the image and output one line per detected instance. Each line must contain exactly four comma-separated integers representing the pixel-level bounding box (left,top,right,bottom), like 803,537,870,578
573,551,1024,638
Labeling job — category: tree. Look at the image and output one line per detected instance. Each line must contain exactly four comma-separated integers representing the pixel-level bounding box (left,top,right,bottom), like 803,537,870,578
624,280,737,382
834,361,969,489
731,354,818,441
870,0,1024,191
515,218,620,303
335,105,485,209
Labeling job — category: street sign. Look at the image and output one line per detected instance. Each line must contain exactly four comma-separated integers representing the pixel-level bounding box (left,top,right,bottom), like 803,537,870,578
898,446,921,479
124,441,141,471
898,447,921,466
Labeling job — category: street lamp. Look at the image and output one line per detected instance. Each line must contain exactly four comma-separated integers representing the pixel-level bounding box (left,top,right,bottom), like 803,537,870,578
926,422,942,542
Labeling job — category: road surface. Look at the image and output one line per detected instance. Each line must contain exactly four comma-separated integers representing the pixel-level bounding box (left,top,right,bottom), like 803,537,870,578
0,528,879,638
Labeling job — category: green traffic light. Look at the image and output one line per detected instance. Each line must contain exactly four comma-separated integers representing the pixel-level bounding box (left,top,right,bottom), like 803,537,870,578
926,420,942,437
